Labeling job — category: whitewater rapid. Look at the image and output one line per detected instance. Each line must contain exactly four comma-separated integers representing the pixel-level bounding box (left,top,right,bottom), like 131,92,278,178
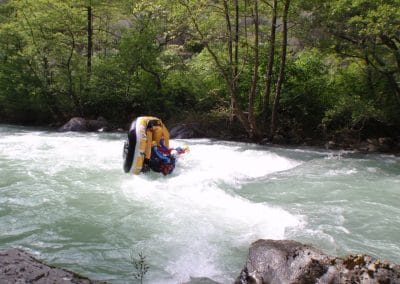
1,125,399,283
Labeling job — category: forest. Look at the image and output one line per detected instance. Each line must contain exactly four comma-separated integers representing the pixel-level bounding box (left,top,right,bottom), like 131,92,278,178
0,0,399,144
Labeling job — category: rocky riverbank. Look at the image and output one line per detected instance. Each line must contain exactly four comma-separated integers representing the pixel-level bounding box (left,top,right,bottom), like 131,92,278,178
168,121,400,155
2,240,400,283
57,116,400,155
235,239,400,284
0,248,104,283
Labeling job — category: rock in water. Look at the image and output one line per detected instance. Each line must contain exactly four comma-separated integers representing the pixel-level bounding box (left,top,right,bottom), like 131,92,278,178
58,117,110,132
58,117,88,132
0,248,103,283
87,117,110,132
169,123,204,139
235,239,400,284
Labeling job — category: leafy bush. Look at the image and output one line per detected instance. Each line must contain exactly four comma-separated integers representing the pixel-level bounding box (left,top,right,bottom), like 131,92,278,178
322,60,382,132
279,50,333,135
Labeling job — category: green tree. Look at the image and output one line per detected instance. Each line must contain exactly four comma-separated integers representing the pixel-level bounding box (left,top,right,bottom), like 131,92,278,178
297,0,400,138
301,0,400,106
0,0,88,119
270,0,291,137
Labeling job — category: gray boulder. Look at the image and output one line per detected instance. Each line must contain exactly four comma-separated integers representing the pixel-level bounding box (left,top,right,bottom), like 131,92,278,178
87,117,110,132
0,248,103,283
58,117,87,132
169,123,205,139
236,239,400,284
58,117,110,132
183,277,221,284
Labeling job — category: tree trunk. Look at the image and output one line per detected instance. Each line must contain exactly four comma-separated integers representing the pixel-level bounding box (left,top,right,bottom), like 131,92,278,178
223,0,240,123
87,4,93,79
180,0,252,137
385,72,400,104
66,29,83,116
233,0,240,123
234,0,239,95
42,57,65,120
248,0,260,139
270,0,290,137
222,0,236,122
227,0,254,136
364,53,375,98
380,34,400,71
379,34,400,103
369,45,400,104
262,0,277,122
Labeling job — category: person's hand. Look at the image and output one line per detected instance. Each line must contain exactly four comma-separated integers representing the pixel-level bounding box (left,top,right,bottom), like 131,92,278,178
142,159,150,172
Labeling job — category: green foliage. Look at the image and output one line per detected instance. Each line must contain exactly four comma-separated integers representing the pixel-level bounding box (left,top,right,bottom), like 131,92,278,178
322,60,383,132
185,51,228,111
0,0,137,123
84,13,165,121
84,56,133,122
0,0,88,119
0,8,51,123
303,0,400,100
1,0,399,141
280,50,332,133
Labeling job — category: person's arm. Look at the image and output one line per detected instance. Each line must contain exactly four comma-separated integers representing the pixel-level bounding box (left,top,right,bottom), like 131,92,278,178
161,125,170,148
144,129,153,159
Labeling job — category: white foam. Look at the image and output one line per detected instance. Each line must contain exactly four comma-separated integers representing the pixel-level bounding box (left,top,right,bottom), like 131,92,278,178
0,133,122,174
325,168,357,176
120,140,303,282
171,142,301,185
121,141,302,244
1,131,304,283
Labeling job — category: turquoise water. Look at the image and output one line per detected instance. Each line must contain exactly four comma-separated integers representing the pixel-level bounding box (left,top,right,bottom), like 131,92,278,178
0,124,399,283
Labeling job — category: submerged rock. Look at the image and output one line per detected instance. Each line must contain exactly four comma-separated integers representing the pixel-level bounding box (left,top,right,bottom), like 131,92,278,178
169,123,205,139
58,117,110,132
0,248,103,283
3,241,400,283
87,116,110,132
235,239,400,284
183,276,221,284
58,117,88,132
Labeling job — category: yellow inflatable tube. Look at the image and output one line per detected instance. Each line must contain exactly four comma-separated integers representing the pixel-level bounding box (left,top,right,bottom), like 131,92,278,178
123,116,170,174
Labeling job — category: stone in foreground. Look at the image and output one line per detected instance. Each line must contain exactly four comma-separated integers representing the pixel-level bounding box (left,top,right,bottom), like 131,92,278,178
0,248,103,284
236,239,400,284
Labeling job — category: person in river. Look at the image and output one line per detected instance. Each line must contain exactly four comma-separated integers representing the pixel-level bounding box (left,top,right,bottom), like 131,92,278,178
123,116,176,175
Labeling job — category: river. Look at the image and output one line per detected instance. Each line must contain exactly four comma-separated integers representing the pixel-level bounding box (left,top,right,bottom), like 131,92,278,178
0,124,399,283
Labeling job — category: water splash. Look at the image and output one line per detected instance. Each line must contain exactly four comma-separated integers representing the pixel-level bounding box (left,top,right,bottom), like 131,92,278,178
1,126,400,283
